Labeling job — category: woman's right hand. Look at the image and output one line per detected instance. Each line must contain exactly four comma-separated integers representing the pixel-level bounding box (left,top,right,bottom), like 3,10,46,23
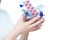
4,14,44,40
14,14,44,35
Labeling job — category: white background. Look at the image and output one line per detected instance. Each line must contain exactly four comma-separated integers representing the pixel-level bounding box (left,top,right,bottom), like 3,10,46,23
0,0,60,40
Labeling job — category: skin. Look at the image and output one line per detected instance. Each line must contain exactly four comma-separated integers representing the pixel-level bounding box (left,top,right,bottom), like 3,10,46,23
20,14,44,40
4,13,44,40
20,25,42,40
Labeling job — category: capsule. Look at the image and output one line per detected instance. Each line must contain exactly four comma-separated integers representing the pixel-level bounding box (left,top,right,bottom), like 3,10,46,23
40,11,43,17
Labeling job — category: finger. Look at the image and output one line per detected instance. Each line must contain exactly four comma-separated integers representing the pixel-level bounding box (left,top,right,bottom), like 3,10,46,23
26,16,40,25
30,25,42,31
20,13,27,21
22,13,27,19
32,24,43,31
29,18,44,28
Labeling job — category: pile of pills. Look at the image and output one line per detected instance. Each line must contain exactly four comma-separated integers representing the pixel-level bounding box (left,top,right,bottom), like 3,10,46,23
20,0,44,19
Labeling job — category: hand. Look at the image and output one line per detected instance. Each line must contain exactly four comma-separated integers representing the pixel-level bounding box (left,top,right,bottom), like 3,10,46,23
4,14,44,40
14,14,44,35
20,14,45,40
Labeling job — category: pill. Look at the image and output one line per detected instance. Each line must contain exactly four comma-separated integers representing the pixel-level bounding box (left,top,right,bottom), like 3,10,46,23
20,4,24,7
40,11,43,17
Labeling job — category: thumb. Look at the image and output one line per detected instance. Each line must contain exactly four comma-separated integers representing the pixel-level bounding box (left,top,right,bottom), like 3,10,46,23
21,13,27,21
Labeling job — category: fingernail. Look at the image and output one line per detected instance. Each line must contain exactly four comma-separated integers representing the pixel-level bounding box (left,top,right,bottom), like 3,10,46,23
37,16,40,19
41,18,44,21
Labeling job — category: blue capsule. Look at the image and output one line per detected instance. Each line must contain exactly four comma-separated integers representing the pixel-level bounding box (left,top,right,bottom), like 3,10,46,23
40,11,43,17
20,4,24,7
25,12,29,16
25,11,33,19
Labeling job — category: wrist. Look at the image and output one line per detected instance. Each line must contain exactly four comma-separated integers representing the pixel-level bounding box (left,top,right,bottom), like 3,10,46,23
5,30,18,40
23,31,29,34
4,28,20,40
